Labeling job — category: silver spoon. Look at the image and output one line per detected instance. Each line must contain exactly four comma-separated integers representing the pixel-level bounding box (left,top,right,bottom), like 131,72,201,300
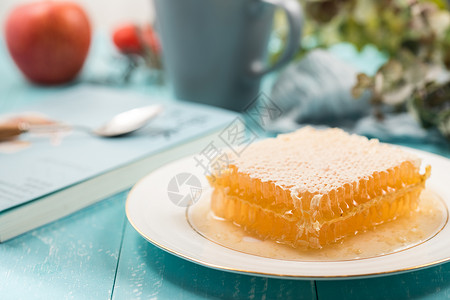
0,105,163,141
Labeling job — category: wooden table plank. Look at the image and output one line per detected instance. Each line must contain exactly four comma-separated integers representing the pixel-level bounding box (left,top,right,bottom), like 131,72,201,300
113,222,317,300
0,191,127,300
316,263,450,300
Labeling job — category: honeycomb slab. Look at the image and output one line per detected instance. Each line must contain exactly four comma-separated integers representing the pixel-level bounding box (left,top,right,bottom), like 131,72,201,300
208,127,430,249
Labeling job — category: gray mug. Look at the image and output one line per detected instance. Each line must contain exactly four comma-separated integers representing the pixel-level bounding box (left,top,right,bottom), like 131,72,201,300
154,0,303,111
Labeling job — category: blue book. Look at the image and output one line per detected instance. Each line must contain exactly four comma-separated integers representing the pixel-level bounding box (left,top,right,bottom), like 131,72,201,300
0,86,238,242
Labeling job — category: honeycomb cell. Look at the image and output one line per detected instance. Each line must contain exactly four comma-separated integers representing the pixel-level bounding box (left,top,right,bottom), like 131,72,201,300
208,127,430,249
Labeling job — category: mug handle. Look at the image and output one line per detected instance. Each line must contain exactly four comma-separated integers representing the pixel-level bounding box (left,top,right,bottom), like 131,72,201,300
249,0,303,77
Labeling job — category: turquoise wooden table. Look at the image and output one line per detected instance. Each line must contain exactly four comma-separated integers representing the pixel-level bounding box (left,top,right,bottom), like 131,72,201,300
1,36,450,300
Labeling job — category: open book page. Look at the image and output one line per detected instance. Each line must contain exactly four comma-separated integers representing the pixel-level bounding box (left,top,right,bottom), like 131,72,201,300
0,86,237,212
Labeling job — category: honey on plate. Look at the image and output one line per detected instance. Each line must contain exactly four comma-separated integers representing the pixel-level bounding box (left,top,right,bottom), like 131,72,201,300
188,189,447,261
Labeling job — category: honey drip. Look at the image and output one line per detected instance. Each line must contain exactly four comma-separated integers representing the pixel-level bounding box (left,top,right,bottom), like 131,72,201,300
188,189,447,261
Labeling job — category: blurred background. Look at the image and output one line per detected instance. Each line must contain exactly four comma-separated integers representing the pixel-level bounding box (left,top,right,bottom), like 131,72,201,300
0,0,155,30
1,0,450,147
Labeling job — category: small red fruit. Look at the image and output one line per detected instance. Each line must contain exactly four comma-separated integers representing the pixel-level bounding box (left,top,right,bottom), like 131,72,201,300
112,23,161,56
141,24,161,56
112,24,143,54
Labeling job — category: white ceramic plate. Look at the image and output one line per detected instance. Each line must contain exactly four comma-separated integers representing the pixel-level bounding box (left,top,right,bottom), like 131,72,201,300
126,147,450,279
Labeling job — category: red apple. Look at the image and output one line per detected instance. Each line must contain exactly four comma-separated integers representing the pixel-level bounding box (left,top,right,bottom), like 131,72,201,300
5,1,91,85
